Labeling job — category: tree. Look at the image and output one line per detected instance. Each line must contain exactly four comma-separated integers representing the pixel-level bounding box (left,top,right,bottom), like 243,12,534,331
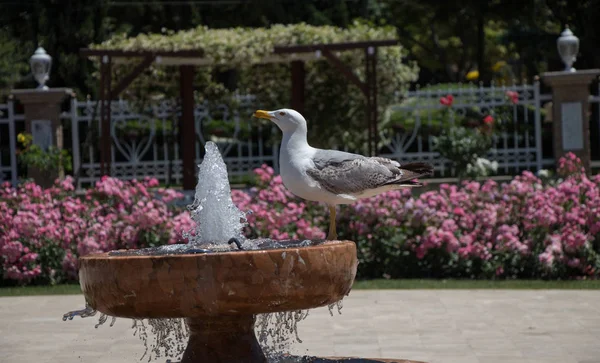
0,28,29,97
375,0,531,83
0,0,110,96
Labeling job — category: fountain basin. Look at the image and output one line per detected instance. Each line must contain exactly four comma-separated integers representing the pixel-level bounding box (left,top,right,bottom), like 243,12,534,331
79,240,358,362
80,240,357,319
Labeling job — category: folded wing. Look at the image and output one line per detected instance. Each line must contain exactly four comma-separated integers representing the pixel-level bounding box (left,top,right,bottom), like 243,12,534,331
307,149,433,196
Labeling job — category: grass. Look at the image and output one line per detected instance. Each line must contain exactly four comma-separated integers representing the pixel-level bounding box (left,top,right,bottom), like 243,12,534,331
1,279,599,297
352,279,600,290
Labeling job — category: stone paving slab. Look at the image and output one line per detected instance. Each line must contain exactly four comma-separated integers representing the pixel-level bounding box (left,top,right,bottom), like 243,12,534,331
1,290,599,363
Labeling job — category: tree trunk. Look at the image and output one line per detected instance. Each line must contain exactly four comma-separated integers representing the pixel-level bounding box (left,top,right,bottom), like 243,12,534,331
476,4,487,83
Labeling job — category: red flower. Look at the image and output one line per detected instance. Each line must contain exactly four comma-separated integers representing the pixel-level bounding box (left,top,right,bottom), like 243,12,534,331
483,115,494,125
505,90,518,104
439,94,454,107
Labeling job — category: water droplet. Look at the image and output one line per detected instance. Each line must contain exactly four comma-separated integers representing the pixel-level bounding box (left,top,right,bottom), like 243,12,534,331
63,302,97,321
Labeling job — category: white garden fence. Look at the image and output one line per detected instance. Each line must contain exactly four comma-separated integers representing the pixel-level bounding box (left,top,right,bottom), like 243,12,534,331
1,81,599,188
64,95,279,189
382,81,547,176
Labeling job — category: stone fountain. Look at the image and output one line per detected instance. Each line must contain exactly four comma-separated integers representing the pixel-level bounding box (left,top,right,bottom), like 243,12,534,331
71,142,423,363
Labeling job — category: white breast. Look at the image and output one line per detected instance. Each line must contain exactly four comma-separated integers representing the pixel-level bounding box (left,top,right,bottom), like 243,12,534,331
279,146,321,201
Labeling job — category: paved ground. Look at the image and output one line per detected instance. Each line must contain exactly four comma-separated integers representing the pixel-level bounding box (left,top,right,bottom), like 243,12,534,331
1,290,599,363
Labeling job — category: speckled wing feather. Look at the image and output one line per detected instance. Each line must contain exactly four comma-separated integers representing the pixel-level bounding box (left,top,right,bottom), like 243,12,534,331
307,149,431,196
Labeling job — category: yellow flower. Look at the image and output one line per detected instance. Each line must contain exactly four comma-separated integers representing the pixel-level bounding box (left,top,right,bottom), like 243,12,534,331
466,70,479,81
17,133,25,144
492,61,507,72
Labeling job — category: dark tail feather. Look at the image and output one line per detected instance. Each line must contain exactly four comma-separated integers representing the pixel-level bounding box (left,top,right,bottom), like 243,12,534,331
385,162,434,187
400,162,434,177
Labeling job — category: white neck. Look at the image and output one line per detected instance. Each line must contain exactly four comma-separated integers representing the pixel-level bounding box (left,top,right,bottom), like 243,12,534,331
283,127,308,147
280,126,313,163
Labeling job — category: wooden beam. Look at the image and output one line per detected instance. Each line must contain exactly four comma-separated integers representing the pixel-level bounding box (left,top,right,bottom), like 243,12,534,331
290,60,305,114
179,65,197,190
110,55,155,97
273,39,398,54
321,49,367,95
81,40,397,59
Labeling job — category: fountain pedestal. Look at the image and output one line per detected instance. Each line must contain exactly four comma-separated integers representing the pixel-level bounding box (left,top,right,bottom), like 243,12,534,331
182,315,265,363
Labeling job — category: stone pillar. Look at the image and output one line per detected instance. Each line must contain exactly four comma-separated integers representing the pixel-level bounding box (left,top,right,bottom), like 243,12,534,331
542,70,600,173
11,88,72,187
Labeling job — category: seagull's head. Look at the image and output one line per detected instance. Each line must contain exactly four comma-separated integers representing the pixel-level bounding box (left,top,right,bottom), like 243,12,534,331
253,108,307,133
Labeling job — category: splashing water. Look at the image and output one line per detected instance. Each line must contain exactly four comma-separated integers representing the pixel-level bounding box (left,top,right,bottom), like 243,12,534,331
117,313,311,362
327,300,344,317
62,302,97,321
132,318,189,362
257,310,310,359
184,141,247,246
62,304,325,361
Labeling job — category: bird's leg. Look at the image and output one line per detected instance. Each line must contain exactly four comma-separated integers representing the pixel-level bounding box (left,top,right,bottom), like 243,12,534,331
327,205,338,241
228,237,243,250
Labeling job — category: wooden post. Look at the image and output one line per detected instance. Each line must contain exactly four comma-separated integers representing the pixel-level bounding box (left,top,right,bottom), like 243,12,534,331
290,60,305,114
99,56,112,176
179,65,197,190
372,48,378,154
365,46,378,156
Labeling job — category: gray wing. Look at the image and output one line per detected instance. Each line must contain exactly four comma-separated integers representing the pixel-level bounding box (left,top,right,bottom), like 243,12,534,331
307,149,406,195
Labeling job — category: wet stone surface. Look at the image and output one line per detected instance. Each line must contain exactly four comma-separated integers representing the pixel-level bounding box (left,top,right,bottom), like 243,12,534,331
108,239,327,256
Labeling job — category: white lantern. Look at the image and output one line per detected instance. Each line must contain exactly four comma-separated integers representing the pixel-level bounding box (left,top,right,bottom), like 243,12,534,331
29,47,52,90
557,26,579,72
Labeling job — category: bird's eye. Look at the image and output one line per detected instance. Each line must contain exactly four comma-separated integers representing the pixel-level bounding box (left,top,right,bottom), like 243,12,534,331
279,112,286,116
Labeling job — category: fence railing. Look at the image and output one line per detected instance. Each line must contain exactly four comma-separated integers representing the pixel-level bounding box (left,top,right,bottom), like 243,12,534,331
1,82,599,188
64,95,279,189
382,81,551,176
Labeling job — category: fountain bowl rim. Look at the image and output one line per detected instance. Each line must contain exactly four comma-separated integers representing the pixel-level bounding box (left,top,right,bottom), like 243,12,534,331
80,239,355,260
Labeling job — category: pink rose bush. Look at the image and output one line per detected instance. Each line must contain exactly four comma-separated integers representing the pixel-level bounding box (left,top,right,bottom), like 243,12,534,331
2,152,598,285
0,176,193,285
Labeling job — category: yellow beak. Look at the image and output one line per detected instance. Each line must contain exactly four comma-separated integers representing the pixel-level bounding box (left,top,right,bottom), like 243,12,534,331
253,110,272,120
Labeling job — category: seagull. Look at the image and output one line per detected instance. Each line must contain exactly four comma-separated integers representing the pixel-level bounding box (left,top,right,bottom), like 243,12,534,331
253,109,434,241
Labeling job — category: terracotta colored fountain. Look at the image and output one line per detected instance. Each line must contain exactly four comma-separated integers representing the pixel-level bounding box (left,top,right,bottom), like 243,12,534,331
79,240,358,362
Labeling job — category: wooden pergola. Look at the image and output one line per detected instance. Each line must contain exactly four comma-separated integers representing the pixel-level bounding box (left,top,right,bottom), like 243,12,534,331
80,39,399,189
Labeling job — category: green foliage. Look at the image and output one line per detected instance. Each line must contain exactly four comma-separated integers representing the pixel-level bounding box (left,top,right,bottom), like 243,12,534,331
0,28,29,96
0,1,109,96
33,238,68,285
2,0,599,96
433,126,493,178
16,133,72,173
92,22,418,151
93,22,401,64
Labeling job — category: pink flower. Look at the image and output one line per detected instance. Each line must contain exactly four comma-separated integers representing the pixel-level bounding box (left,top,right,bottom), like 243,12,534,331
496,266,504,276
483,115,494,125
505,90,519,104
452,207,465,216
